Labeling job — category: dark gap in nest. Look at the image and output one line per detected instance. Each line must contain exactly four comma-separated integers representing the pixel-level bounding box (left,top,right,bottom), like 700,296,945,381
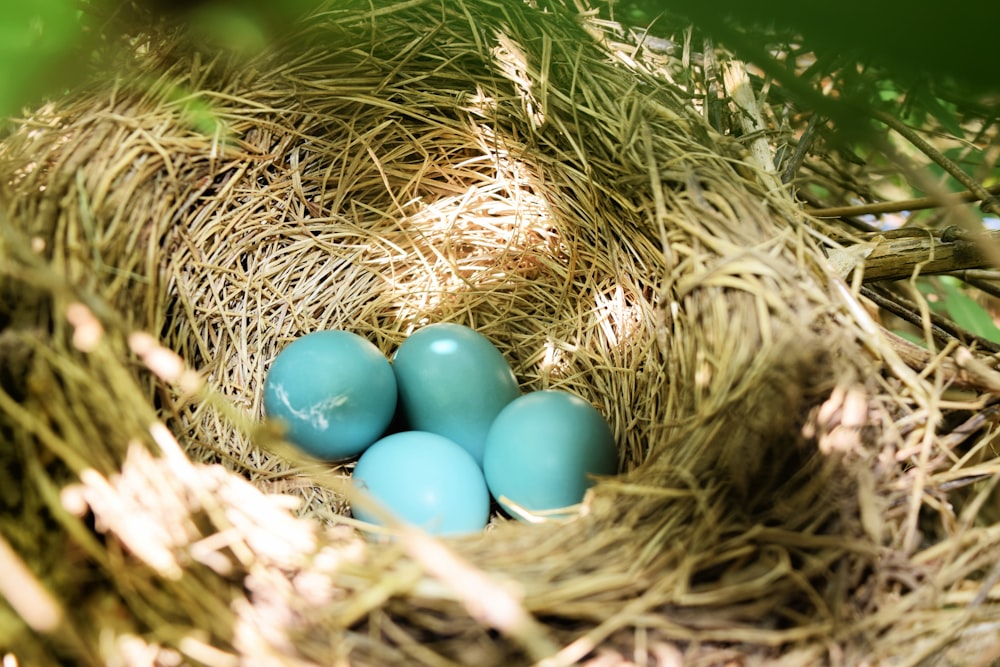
0,274,53,400
363,604,517,664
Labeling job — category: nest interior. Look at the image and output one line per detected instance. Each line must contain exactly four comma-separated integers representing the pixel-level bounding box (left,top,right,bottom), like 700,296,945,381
2,1,1000,665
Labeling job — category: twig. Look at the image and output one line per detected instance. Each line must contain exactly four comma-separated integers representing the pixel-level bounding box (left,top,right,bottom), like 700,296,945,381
808,183,1000,219
842,229,996,282
872,109,1000,217
722,58,783,193
955,272,1000,301
701,36,723,132
781,111,822,185
859,284,1000,353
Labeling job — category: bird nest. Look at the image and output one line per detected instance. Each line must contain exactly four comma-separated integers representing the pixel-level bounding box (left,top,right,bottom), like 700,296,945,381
2,1,999,665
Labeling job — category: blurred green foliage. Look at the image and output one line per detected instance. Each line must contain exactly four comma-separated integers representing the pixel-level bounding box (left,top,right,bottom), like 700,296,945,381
4,1,998,134
922,276,1000,344
2,0,998,346
615,0,1000,95
0,0,90,122
0,0,326,127
612,0,1000,196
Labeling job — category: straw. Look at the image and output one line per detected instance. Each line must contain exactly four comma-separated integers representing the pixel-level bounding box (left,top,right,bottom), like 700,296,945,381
1,0,999,665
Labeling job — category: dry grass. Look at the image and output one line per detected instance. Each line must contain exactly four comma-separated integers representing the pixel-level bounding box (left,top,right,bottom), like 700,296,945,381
1,0,1000,665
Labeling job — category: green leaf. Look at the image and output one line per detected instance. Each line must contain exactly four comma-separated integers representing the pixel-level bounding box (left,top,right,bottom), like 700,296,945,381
916,278,949,314
938,276,1000,343
893,328,927,347
876,80,901,102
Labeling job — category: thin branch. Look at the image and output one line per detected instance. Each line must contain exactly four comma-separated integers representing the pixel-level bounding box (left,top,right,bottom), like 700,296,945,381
955,272,1000,301
872,109,1000,217
807,183,1000,219
862,284,1000,354
781,111,821,185
850,229,996,282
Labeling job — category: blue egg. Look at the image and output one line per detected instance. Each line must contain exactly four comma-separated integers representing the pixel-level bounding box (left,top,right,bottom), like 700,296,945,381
351,431,490,536
392,323,520,467
263,330,396,460
482,390,618,519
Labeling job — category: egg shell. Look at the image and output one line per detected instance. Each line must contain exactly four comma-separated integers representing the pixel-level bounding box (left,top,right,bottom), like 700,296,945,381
263,330,396,460
482,390,618,519
392,323,520,466
351,431,490,536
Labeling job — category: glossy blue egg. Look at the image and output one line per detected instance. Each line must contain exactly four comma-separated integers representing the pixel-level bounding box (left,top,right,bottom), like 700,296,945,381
482,390,618,519
351,431,490,536
263,330,396,460
392,323,520,466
